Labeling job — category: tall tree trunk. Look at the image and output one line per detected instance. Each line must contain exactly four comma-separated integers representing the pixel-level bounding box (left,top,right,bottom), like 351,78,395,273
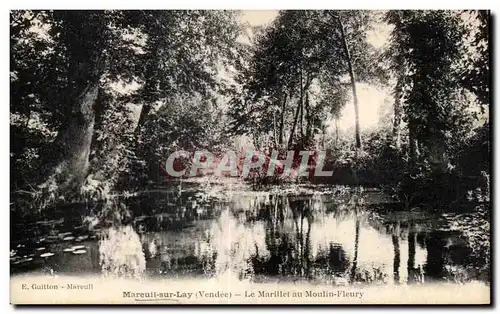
288,70,306,149
305,91,312,141
408,120,419,162
335,116,340,147
288,98,302,149
392,81,402,151
299,101,304,138
299,69,304,139
278,93,287,146
338,18,361,149
273,108,278,148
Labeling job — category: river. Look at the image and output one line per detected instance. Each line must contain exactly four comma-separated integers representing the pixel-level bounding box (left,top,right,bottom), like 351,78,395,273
10,182,490,287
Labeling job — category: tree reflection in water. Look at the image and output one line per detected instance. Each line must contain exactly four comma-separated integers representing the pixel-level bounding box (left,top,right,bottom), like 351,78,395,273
97,200,146,278
195,207,269,281
133,188,487,285
9,186,490,286
100,225,145,278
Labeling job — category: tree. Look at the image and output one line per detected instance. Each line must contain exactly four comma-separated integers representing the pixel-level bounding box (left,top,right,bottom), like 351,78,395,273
459,10,489,107
336,13,361,148
318,10,385,149
228,10,383,150
10,10,242,207
385,10,466,171
11,11,110,204
119,11,241,134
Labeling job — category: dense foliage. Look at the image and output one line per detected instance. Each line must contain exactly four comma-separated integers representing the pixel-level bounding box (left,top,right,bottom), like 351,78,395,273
11,10,241,210
11,10,490,212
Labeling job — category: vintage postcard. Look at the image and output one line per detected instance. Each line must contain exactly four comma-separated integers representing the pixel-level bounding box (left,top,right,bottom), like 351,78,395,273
10,9,490,305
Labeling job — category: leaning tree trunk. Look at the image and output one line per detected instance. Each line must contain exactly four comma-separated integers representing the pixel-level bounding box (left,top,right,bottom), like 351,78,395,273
288,72,311,149
38,80,101,202
338,18,361,149
134,37,160,135
133,63,159,134
278,92,287,146
305,91,312,141
36,12,105,204
135,103,152,134
133,69,156,134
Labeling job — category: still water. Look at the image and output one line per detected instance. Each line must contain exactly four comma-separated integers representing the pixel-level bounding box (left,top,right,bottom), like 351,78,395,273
10,183,490,286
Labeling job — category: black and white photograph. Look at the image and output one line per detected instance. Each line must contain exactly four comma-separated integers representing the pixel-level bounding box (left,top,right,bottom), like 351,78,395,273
9,9,491,305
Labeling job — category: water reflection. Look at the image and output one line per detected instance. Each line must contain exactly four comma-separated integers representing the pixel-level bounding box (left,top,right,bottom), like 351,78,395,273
196,208,269,280
10,186,489,286
99,225,145,278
